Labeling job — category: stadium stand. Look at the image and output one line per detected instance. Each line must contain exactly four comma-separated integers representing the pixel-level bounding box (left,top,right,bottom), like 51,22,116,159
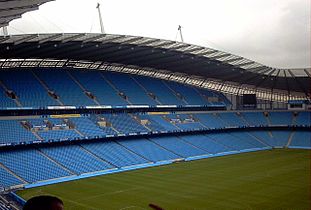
0,68,309,195
269,112,293,125
194,113,225,129
179,134,232,154
0,167,23,188
38,130,81,141
34,69,95,106
71,70,128,106
81,141,149,167
148,136,206,157
116,138,180,162
133,75,184,105
0,70,58,107
206,132,259,151
289,131,311,148
69,116,108,138
0,68,229,108
0,149,71,183
0,87,17,108
218,112,247,127
0,22,309,209
270,131,291,147
241,112,269,126
165,81,207,105
39,145,113,174
0,111,310,146
294,112,311,126
104,72,157,105
0,120,37,145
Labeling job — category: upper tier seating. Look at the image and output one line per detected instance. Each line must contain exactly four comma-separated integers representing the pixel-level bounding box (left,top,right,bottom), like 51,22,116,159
0,88,16,108
104,72,157,105
71,71,127,106
165,81,208,105
197,88,229,105
0,68,228,108
133,75,184,105
0,70,58,107
34,69,95,106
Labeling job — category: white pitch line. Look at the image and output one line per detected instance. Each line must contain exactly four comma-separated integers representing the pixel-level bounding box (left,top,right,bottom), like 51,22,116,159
119,205,146,210
80,187,141,201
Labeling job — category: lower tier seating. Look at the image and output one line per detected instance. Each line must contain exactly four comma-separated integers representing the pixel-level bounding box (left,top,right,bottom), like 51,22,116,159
0,130,309,189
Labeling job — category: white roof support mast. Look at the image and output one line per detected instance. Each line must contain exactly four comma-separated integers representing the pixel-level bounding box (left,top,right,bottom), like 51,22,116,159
178,25,184,43
96,3,105,34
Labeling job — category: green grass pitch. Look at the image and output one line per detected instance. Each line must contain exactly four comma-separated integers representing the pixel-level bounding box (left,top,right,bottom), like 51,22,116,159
18,149,310,210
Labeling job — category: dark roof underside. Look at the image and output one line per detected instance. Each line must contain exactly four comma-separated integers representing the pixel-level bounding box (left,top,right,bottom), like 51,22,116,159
0,33,310,95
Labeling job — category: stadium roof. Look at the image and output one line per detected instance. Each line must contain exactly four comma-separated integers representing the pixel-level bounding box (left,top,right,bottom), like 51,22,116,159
0,0,54,28
0,33,310,101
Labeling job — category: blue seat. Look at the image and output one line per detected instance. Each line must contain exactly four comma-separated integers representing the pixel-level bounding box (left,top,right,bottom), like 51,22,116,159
117,138,180,162
290,131,311,147
242,112,268,126
0,167,23,188
149,136,206,157
269,112,293,125
82,141,148,167
295,112,311,126
0,120,37,144
101,113,148,134
0,149,71,183
39,145,113,174
71,71,128,106
0,70,58,107
133,75,184,105
34,69,95,106
104,72,157,105
180,134,231,154
165,81,209,105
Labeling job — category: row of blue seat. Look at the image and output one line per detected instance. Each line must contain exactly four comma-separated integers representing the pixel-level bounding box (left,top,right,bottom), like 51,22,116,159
0,130,309,189
0,111,309,145
0,69,229,108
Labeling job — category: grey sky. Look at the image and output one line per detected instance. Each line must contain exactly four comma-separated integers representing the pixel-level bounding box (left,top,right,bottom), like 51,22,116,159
3,0,310,68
